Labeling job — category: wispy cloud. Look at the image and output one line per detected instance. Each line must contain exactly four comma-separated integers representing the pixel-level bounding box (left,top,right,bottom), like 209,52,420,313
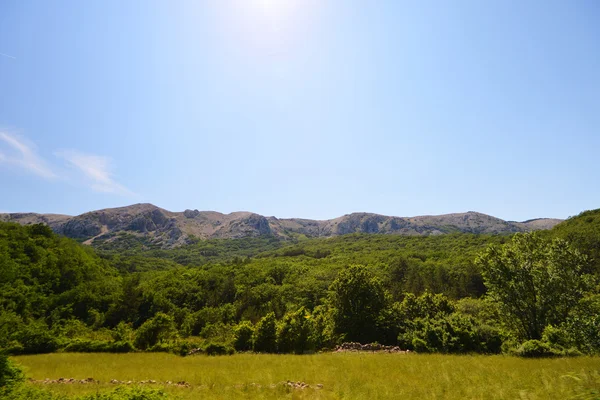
55,149,133,195
0,52,16,59
0,131,57,179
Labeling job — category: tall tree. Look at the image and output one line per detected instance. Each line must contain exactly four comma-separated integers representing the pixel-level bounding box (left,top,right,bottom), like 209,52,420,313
476,233,592,340
329,265,388,343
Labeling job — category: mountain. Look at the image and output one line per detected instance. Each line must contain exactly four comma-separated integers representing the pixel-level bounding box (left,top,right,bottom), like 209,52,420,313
0,203,563,248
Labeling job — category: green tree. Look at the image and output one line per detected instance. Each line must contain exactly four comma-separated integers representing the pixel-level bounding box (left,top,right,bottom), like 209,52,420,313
329,265,388,343
252,312,277,353
277,307,315,354
133,312,178,350
233,321,254,352
0,352,23,390
477,233,592,340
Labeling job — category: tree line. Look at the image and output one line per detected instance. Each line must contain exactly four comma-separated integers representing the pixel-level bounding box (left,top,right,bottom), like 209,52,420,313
0,209,599,357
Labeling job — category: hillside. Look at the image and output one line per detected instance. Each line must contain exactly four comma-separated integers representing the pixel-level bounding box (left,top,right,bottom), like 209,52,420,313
0,203,562,248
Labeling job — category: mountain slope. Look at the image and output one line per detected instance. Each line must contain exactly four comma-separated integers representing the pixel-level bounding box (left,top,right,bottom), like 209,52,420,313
0,203,563,248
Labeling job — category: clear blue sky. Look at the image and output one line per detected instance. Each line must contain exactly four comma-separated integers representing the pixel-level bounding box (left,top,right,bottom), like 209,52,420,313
1,0,598,221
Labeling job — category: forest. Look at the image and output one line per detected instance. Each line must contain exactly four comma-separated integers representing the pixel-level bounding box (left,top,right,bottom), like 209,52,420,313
1,209,599,361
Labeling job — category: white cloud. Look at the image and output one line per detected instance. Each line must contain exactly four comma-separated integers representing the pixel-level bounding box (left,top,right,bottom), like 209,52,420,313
55,149,133,196
0,131,57,179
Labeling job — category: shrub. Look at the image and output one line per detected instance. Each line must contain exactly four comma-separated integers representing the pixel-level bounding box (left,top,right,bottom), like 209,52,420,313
168,340,199,356
14,325,59,354
277,307,315,354
147,340,201,356
542,325,573,349
112,322,135,343
134,313,177,350
514,340,558,358
0,353,24,389
79,386,168,399
204,342,234,356
253,312,277,353
399,313,502,354
233,321,254,352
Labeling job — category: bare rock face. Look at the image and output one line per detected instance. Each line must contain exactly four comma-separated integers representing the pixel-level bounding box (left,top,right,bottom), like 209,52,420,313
183,209,200,219
58,218,103,239
0,203,563,248
215,214,272,238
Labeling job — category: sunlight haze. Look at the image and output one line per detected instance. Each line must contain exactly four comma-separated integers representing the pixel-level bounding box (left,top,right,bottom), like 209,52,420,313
0,0,598,221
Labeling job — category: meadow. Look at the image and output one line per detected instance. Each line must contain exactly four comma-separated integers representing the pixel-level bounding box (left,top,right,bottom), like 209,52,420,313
13,352,600,400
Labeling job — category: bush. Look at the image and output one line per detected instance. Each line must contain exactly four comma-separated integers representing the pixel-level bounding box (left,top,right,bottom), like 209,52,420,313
253,312,277,353
1,385,63,400
14,325,59,354
168,340,200,356
112,322,135,343
563,294,600,355
399,313,502,354
204,342,234,356
0,353,24,389
514,340,558,358
233,321,254,352
277,307,315,354
134,313,177,350
542,325,573,349
79,386,168,399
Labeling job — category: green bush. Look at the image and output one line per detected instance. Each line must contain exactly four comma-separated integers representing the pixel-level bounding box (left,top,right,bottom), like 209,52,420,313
203,342,234,356
233,321,254,352
146,340,200,356
1,385,63,400
277,307,315,354
112,322,135,343
134,313,177,350
399,313,502,354
78,386,168,399
514,340,558,358
14,325,59,355
0,353,24,389
563,294,600,355
253,312,277,353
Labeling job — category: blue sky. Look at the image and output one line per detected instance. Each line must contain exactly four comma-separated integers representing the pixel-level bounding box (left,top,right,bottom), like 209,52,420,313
0,0,598,221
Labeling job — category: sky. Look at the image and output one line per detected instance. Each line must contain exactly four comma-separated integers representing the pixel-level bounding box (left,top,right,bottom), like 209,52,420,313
0,0,599,221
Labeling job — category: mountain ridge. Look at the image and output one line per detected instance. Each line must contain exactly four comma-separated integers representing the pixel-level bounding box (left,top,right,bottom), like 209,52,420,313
0,203,563,248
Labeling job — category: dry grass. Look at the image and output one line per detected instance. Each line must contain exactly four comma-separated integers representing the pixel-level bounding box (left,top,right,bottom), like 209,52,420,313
12,352,600,400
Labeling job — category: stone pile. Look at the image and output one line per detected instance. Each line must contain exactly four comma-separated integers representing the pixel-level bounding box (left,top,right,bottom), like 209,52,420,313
31,377,321,390
235,381,323,390
335,342,410,353
30,378,97,384
109,379,190,387
31,378,190,387
281,381,323,390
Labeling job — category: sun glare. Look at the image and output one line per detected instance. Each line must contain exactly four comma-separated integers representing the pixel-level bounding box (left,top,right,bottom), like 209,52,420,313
257,0,289,15
252,0,295,30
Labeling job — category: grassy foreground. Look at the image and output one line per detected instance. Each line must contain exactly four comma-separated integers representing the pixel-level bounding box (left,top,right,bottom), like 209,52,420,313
12,352,600,400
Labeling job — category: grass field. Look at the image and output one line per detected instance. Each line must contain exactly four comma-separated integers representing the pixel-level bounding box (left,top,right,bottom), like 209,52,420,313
12,352,600,400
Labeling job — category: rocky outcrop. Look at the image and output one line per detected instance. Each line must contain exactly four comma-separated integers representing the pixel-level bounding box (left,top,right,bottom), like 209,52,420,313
58,218,103,239
0,203,563,248
183,209,200,218
215,214,272,238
